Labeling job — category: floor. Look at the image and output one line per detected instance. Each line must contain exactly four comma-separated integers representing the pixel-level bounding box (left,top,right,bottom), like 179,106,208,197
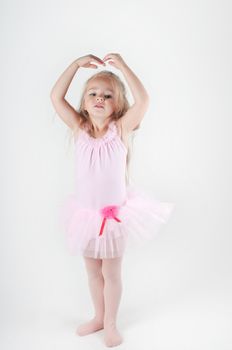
1,289,231,350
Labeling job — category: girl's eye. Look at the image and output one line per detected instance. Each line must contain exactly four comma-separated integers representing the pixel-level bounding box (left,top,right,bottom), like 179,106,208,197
89,93,112,98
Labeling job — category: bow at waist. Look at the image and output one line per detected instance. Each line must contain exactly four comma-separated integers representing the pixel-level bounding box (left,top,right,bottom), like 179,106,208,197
99,205,122,236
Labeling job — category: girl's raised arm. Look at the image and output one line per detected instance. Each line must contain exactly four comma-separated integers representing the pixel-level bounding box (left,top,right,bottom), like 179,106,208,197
103,53,149,133
50,55,105,130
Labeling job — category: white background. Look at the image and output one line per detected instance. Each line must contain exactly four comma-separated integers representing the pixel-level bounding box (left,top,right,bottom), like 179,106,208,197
1,0,231,349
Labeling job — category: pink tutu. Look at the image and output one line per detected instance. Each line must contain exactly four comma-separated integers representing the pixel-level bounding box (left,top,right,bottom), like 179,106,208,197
58,185,175,259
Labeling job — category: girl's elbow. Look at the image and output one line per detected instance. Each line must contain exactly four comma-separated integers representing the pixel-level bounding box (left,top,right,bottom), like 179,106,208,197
143,94,150,107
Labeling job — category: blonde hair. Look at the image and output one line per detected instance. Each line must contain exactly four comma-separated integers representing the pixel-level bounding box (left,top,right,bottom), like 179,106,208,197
71,70,140,185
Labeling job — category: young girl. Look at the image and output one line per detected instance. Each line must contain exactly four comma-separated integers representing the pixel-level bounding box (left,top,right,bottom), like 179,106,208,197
50,53,175,347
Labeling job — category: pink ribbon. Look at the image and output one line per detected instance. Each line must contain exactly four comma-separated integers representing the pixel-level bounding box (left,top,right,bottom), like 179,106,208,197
99,205,121,236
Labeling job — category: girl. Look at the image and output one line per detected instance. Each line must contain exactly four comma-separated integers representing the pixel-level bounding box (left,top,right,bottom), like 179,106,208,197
50,53,175,347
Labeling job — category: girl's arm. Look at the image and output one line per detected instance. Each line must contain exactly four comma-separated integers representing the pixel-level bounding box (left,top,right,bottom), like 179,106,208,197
50,55,105,130
50,59,81,130
103,53,149,132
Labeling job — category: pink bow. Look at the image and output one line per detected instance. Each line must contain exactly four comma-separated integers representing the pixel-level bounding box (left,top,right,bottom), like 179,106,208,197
99,205,121,236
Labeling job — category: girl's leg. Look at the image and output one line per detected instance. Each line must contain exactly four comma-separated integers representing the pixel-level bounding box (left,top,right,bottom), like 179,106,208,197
102,256,123,347
76,256,105,336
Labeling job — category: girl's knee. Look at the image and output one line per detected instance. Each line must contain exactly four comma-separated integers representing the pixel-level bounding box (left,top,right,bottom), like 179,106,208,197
102,257,122,282
84,257,103,279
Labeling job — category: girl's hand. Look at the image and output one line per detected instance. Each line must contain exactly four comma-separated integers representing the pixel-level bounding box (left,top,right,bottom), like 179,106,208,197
102,53,127,70
75,54,106,69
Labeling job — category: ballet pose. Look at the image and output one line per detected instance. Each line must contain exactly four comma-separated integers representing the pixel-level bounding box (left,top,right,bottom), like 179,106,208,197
50,53,174,347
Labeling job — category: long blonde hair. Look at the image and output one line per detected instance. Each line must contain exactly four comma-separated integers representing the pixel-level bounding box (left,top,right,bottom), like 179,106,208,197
71,70,140,185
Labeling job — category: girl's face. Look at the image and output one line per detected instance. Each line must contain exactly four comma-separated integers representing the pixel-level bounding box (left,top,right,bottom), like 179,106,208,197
83,79,116,122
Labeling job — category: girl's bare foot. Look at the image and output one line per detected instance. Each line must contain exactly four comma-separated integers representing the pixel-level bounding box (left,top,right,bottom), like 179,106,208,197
76,317,104,336
104,321,123,347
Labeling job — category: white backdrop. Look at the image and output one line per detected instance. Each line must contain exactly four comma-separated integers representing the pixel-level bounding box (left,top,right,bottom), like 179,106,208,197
1,0,231,349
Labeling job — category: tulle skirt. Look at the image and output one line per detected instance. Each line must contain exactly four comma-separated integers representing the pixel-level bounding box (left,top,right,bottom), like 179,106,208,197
58,185,175,259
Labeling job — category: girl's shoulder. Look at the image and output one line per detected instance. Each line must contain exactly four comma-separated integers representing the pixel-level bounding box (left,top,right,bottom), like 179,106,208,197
73,122,88,142
73,119,133,151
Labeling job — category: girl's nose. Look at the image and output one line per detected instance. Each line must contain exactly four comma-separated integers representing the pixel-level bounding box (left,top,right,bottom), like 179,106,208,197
96,96,104,102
